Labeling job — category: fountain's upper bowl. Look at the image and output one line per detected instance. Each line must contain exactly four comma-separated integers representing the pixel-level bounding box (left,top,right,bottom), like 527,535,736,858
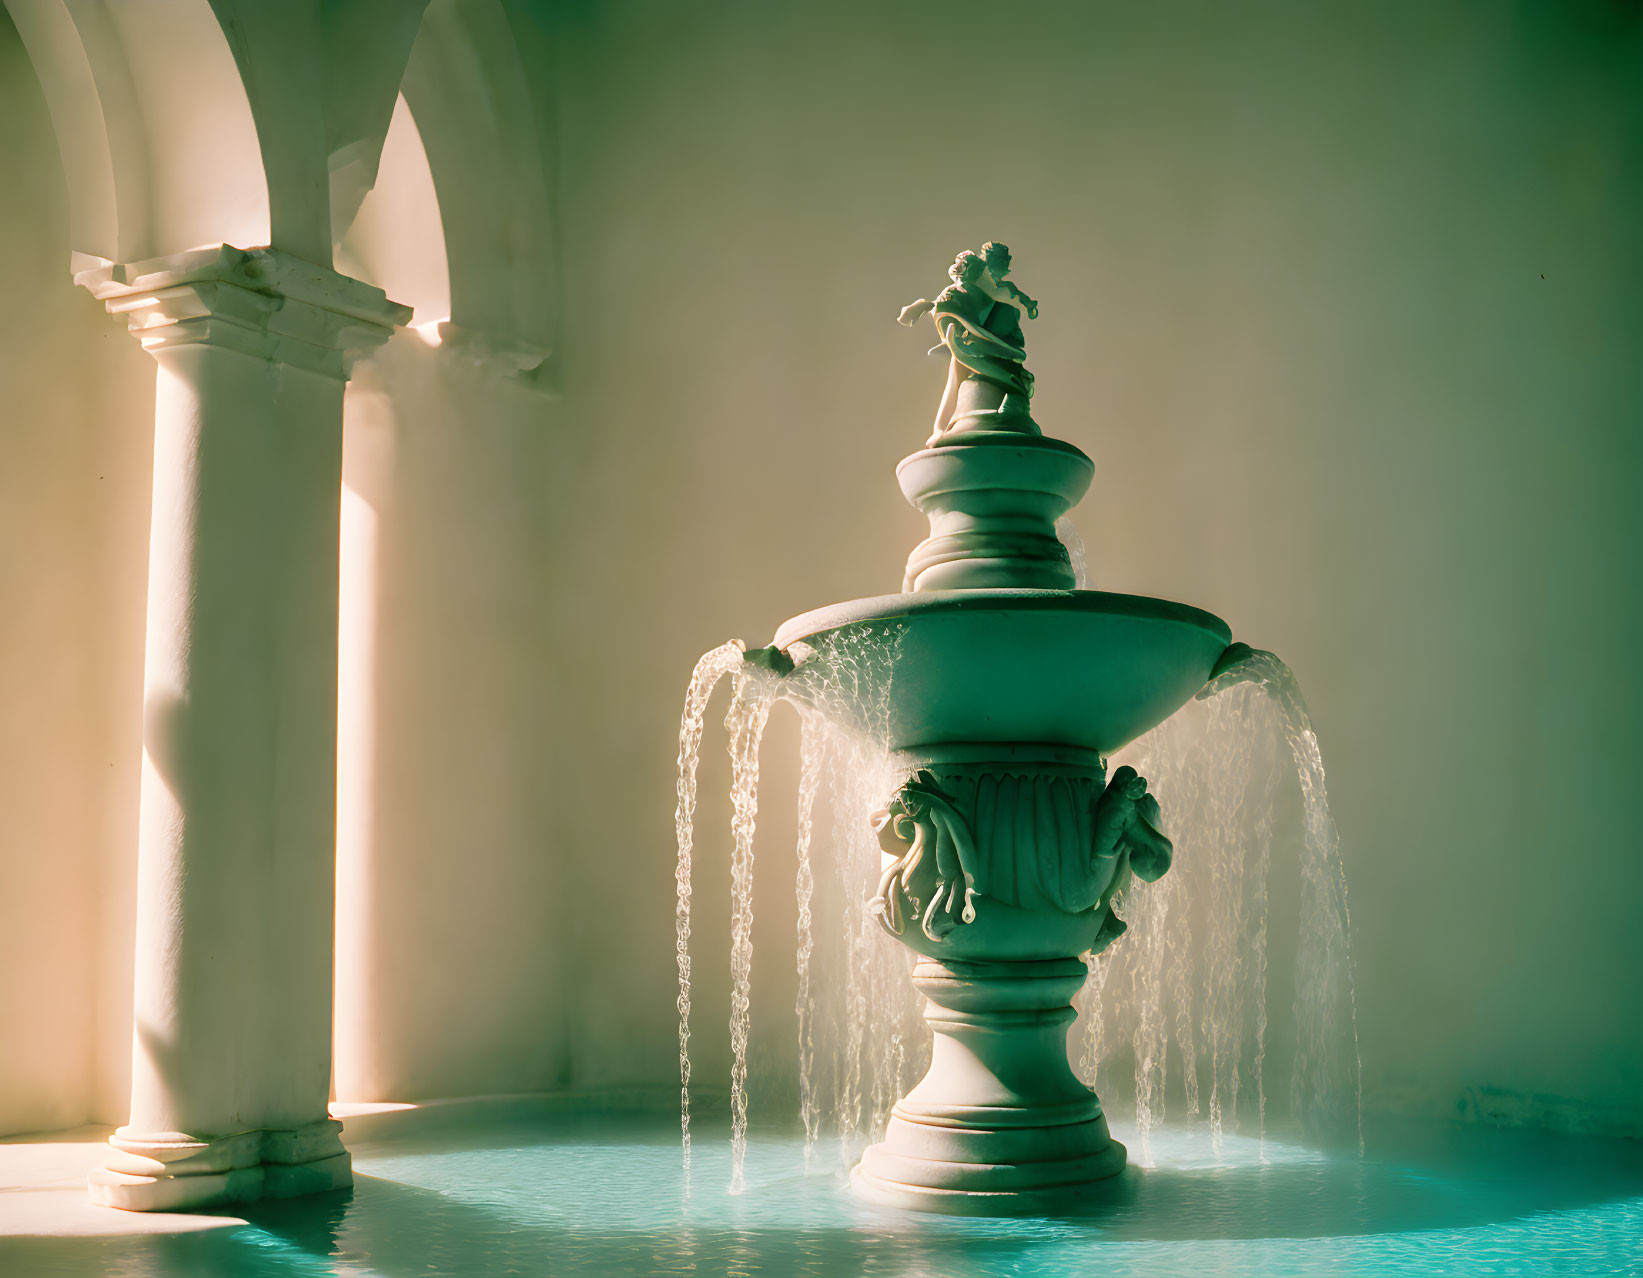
772,589,1233,756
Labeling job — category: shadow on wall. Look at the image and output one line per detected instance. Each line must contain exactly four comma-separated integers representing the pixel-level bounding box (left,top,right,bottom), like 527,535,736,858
332,335,573,1104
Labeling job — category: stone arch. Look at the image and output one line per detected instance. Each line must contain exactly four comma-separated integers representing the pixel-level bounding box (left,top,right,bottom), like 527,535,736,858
3,0,270,266
335,92,452,333
397,0,560,370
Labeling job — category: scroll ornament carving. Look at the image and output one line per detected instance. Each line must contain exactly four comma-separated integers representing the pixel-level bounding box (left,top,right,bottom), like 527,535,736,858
870,771,980,942
870,764,1173,947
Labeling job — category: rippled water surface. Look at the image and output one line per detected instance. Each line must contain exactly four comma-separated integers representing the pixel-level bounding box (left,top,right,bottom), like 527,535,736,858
7,1113,1642,1276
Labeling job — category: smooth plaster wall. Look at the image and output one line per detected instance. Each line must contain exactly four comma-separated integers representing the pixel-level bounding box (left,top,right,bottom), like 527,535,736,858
0,12,152,1134
556,0,1643,1128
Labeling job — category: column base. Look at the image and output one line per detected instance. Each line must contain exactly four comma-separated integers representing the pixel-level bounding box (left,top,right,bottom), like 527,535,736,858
88,1118,352,1211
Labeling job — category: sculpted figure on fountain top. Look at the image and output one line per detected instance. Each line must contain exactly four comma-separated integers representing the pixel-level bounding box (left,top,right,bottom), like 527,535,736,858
899,241,1042,445
894,242,1087,590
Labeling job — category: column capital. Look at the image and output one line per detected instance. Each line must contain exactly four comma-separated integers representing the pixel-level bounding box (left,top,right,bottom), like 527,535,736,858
75,245,412,379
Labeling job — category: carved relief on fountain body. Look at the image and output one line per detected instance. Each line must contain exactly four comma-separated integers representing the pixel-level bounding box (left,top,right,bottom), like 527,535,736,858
869,757,1173,961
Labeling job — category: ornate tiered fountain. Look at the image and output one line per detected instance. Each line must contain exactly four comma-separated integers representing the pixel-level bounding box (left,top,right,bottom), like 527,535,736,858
744,242,1240,1212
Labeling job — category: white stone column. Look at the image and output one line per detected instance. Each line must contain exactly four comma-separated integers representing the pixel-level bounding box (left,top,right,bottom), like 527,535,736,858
77,246,408,1211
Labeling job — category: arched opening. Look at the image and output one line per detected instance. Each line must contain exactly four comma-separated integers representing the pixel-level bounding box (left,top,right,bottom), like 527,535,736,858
334,93,451,337
400,0,559,367
5,0,270,265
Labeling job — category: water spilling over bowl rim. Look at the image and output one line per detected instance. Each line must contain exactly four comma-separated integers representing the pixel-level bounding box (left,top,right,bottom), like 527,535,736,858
770,589,1235,756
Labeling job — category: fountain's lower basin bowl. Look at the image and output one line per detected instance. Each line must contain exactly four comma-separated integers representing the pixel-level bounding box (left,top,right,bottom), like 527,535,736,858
773,589,1233,754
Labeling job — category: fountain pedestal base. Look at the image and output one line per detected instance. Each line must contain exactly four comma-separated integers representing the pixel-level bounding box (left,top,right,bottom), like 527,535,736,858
852,957,1125,1214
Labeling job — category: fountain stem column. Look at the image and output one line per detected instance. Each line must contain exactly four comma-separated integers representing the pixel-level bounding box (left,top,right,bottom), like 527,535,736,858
855,958,1124,1209
77,247,408,1211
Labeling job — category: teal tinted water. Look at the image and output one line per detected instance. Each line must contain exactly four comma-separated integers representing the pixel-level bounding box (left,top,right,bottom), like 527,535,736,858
6,1113,1641,1276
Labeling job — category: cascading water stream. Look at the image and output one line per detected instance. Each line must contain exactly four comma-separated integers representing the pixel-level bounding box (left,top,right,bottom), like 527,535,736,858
675,631,1362,1190
1077,647,1362,1165
671,640,749,1182
1085,683,1279,1165
793,714,825,1162
1221,649,1364,1151
676,636,1362,1194
725,667,777,1193
673,627,910,1191
793,628,916,1163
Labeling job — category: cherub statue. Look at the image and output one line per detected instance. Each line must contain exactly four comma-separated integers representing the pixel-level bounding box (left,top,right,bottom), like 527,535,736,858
898,241,1040,445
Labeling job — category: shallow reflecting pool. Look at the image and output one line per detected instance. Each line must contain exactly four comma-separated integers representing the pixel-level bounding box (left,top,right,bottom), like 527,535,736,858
5,1111,1642,1276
